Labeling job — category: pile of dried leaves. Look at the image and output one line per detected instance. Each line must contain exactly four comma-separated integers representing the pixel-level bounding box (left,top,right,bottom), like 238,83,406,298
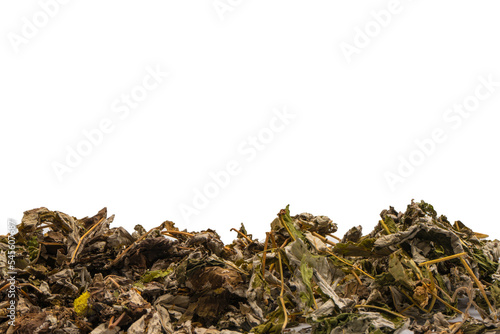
2,200,500,334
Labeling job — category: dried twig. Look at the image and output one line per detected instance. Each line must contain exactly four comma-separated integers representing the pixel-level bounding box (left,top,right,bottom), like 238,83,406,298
399,289,430,313
107,225,164,268
327,233,342,242
431,291,462,314
35,224,55,231
277,250,288,331
108,312,126,329
417,252,496,319
425,270,437,312
311,231,336,247
32,243,42,264
324,249,375,280
280,237,290,249
262,232,270,277
161,230,194,238
379,219,392,235
351,270,362,285
0,283,12,292
230,228,253,244
70,217,106,264
269,232,278,249
39,242,65,246
177,246,196,251
19,283,43,294
459,256,497,321
278,209,295,242
355,304,407,319
105,276,121,290
418,252,468,267
221,258,249,276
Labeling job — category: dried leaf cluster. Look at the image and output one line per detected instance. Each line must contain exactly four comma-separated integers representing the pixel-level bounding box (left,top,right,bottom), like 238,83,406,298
2,200,500,333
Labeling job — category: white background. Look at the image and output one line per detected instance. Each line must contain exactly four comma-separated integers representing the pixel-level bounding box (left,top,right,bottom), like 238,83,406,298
1,1,500,244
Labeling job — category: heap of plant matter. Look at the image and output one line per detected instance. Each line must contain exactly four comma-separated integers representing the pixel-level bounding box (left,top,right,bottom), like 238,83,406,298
2,200,500,333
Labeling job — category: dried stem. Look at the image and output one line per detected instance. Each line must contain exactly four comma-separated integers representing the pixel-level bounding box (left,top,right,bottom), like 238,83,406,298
262,232,270,277
311,231,336,247
354,304,406,319
278,210,295,242
32,243,42,264
230,228,253,244
280,238,290,249
221,258,249,276
417,270,462,315
19,283,42,294
418,252,468,267
35,224,55,231
399,289,429,313
70,217,105,264
0,283,12,292
39,242,65,246
431,291,462,314
108,225,162,268
459,257,497,321
105,276,121,289
161,230,194,237
379,220,392,235
425,269,437,312
176,246,196,251
108,312,126,329
351,270,363,285
324,249,374,280
269,232,278,249
19,289,35,304
277,250,288,331
327,233,342,242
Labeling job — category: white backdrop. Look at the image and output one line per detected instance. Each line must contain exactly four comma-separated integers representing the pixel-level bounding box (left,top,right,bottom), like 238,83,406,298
1,1,499,244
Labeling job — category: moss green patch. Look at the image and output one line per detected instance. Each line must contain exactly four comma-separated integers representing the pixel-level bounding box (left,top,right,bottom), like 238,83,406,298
140,268,173,283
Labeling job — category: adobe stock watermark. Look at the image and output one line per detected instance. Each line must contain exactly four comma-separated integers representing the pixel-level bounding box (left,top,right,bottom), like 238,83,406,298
5,219,18,327
178,106,295,224
339,0,414,64
212,0,244,21
385,74,499,191
7,0,71,54
51,64,168,182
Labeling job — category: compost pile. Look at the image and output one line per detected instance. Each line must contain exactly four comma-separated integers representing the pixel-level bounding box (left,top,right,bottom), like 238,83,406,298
2,201,500,334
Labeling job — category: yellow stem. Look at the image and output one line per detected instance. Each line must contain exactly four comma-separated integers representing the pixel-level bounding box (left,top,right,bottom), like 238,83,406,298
425,268,437,312
277,251,288,331
278,211,296,242
399,289,429,313
379,220,391,235
161,230,194,237
418,252,467,267
459,257,497,321
432,291,462,314
325,250,375,280
327,233,342,242
311,231,336,246
354,304,406,318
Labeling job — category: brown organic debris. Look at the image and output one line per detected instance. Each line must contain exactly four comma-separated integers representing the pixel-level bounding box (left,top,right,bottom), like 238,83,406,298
2,200,500,334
